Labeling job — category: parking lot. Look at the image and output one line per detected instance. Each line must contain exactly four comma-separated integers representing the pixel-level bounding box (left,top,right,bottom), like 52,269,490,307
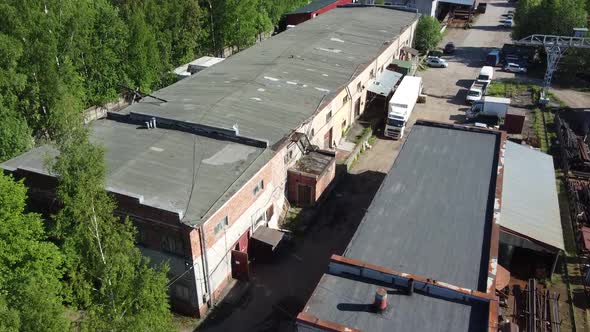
355,0,517,173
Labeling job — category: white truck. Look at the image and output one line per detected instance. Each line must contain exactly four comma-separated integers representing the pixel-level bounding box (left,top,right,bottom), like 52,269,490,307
384,76,423,140
465,66,494,104
466,80,489,104
466,96,511,120
477,66,494,83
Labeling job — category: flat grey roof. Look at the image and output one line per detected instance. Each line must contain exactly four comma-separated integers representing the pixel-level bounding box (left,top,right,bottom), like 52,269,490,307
302,123,499,332
345,124,499,292
1,119,271,226
305,274,489,332
121,7,418,146
500,142,564,251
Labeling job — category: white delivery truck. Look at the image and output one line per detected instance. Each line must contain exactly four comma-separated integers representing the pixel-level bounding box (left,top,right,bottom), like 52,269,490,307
466,96,511,120
384,76,423,139
477,66,494,83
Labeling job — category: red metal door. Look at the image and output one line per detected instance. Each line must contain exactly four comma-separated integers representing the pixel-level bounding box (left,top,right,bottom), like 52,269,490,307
235,229,250,253
323,128,333,148
231,250,249,281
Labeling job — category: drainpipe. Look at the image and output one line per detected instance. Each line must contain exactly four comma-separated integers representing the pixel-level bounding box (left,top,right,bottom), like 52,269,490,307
198,226,213,307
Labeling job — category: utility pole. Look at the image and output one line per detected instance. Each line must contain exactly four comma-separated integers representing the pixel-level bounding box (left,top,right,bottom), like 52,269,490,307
515,29,590,104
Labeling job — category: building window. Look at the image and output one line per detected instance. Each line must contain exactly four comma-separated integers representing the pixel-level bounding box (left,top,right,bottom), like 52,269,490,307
379,65,384,73
357,82,362,92
311,128,315,137
370,69,375,79
341,119,347,132
284,148,294,164
325,110,332,123
174,284,190,301
214,216,229,235
342,95,349,105
253,179,264,196
161,234,184,255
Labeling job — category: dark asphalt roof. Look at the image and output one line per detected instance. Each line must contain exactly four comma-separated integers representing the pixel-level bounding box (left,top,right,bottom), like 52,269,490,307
288,0,345,15
305,274,489,332
345,124,499,292
303,123,500,332
120,8,418,146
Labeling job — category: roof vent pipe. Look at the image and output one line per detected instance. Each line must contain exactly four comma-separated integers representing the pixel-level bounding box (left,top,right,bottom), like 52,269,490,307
152,117,157,129
374,288,388,312
145,121,151,129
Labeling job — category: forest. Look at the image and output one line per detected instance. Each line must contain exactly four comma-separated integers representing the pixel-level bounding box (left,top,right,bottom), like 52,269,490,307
0,1,308,330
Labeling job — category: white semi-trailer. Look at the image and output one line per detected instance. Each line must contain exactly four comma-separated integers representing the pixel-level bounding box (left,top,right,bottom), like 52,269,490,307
384,76,423,140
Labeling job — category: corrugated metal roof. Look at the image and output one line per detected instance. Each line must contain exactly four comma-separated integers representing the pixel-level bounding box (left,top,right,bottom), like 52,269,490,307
500,142,564,251
367,69,402,96
288,0,347,15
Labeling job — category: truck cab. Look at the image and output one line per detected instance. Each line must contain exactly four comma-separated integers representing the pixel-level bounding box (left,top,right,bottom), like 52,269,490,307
383,76,422,140
385,108,409,139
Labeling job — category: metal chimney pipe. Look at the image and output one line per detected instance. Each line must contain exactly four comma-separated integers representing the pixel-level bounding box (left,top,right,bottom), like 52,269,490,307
145,121,151,129
374,288,388,312
152,117,157,129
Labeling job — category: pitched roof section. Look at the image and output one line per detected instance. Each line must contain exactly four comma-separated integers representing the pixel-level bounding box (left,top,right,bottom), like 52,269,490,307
120,8,418,147
500,142,564,251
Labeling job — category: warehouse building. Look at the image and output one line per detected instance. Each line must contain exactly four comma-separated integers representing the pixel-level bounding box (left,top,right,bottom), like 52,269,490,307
1,7,419,317
297,121,504,332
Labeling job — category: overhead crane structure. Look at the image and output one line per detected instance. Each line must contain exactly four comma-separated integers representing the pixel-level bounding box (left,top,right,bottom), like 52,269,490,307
515,33,590,104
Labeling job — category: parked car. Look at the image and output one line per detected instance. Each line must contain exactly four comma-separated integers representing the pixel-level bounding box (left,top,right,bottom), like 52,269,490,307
504,62,527,73
444,42,456,54
426,57,449,68
503,19,514,28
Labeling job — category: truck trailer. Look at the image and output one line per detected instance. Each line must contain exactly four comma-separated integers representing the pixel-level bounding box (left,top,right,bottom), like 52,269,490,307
384,76,422,140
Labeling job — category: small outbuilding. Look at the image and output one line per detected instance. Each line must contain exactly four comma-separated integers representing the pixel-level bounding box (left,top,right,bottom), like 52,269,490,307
287,150,336,207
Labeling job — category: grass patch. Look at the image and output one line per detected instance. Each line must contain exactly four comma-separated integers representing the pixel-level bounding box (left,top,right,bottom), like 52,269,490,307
354,127,372,144
486,79,529,97
282,207,304,235
531,108,557,153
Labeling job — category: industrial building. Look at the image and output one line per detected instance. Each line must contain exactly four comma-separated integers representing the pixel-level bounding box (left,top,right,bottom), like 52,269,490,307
297,122,504,332
1,7,419,317
297,121,565,331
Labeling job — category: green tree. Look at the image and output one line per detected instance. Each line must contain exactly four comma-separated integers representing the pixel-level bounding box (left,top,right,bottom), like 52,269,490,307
0,33,32,162
0,173,69,331
513,0,587,39
50,116,173,329
415,16,442,52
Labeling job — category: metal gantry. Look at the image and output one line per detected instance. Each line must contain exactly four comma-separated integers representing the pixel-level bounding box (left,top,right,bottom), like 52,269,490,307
515,34,590,103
